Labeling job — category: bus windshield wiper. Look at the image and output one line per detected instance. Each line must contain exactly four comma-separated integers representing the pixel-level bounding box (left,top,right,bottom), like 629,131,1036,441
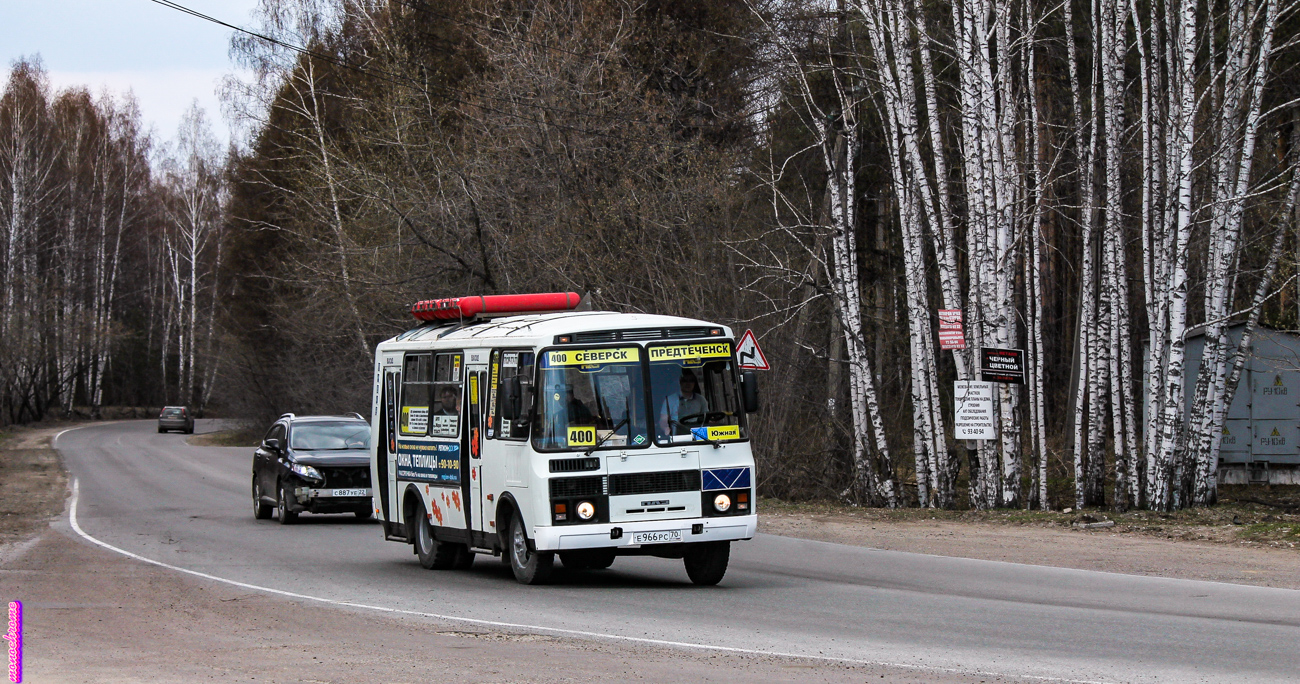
584,417,629,456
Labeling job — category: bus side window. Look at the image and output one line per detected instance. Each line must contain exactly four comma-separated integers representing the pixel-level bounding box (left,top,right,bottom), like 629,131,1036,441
492,349,534,440
429,352,463,438
400,354,432,436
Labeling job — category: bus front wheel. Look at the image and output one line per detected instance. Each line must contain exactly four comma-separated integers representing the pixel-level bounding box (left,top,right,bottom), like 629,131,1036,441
509,513,553,585
683,541,730,586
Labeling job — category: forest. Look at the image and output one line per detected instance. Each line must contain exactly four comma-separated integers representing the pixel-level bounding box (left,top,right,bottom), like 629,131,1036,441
2,0,1298,512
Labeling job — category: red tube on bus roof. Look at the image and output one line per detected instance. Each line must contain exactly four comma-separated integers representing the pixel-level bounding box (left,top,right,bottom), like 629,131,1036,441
411,292,582,321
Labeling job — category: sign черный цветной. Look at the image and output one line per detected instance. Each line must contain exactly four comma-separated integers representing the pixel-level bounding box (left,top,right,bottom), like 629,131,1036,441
980,347,1024,384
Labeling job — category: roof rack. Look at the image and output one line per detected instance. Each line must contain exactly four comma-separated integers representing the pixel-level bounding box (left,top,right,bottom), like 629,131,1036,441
278,412,295,420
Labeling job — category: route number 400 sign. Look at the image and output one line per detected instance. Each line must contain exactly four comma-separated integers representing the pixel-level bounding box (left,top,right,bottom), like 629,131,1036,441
953,381,997,440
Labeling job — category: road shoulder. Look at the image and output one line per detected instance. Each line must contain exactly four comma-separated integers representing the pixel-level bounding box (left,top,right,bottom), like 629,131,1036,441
759,504,1300,590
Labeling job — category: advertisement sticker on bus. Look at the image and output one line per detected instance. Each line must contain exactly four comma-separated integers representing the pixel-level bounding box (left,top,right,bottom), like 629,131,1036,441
402,406,428,434
395,440,461,483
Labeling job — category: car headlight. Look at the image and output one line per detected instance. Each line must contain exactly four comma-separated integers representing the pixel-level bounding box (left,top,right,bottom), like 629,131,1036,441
713,494,731,513
576,501,595,520
291,463,323,481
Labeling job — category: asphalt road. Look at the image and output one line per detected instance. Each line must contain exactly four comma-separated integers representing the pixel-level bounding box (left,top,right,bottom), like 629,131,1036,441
57,420,1300,683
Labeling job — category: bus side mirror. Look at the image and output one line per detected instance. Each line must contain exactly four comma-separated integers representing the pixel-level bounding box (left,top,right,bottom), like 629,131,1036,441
500,376,522,421
741,371,760,413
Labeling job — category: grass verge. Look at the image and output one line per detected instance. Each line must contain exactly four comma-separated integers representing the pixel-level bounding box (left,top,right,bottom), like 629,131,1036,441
760,484,1300,550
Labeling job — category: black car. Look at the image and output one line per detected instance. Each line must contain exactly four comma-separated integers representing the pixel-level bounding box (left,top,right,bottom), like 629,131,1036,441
251,413,374,524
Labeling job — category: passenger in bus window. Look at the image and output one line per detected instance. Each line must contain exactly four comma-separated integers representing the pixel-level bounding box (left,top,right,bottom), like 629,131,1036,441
658,369,710,436
436,386,461,416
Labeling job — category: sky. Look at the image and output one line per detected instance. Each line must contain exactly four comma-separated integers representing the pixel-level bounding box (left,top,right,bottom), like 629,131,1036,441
1,0,263,147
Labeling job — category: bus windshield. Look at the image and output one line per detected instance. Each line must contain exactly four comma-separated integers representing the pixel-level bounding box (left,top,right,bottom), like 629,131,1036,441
533,347,648,451
648,342,745,444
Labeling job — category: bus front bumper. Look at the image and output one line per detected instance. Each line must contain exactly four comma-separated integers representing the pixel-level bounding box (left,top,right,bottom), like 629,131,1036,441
532,515,757,552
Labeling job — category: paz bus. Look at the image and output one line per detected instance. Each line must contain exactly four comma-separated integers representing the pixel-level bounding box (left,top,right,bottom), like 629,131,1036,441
368,292,759,585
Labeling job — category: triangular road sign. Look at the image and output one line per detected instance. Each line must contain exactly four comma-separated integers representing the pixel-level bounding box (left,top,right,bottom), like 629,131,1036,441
736,329,770,370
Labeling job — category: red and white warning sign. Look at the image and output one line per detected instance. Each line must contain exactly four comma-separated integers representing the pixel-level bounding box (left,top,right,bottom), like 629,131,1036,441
736,329,770,370
938,309,966,350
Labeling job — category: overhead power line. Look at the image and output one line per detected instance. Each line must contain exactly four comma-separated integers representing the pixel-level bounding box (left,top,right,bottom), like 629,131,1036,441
147,0,732,148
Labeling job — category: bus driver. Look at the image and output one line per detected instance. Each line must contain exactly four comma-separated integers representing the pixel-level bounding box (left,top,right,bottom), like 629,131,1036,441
658,369,709,436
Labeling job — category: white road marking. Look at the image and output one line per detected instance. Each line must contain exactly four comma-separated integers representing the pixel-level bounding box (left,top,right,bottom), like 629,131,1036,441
65,476,1112,684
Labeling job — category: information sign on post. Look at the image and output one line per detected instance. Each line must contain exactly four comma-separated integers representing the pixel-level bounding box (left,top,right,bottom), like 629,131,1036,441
937,309,966,350
980,347,1024,384
953,381,997,440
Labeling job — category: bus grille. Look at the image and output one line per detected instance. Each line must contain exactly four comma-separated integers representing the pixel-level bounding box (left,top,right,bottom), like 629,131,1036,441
549,476,603,498
549,457,600,473
608,470,700,496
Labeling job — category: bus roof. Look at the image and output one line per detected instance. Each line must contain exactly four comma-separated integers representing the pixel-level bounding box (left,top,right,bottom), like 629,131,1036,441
377,311,734,351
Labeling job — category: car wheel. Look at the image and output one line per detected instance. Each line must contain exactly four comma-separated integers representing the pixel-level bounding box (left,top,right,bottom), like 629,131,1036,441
252,478,273,520
277,483,297,525
157,427,165,433
683,541,730,586
560,549,615,570
414,513,459,569
354,508,373,521
508,512,553,585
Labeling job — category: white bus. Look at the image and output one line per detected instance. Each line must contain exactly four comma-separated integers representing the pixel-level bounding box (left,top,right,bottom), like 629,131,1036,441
368,292,760,585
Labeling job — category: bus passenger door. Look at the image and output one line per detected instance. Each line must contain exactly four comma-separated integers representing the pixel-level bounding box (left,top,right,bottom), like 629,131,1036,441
466,367,489,538
379,365,401,527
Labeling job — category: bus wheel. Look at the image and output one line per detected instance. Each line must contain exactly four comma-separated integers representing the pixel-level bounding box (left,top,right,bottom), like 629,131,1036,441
415,515,458,569
683,541,730,586
453,546,475,570
509,513,553,585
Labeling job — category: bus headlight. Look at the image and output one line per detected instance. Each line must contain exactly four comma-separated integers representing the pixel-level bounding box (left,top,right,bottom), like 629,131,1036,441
576,501,596,520
713,494,732,513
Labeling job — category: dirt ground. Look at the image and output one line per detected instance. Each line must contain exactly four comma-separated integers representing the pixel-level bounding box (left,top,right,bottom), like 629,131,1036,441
2,420,1298,682
0,421,71,548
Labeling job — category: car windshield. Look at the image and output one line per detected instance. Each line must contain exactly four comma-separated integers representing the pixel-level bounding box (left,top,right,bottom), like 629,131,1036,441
648,342,745,444
533,347,648,451
290,422,371,450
